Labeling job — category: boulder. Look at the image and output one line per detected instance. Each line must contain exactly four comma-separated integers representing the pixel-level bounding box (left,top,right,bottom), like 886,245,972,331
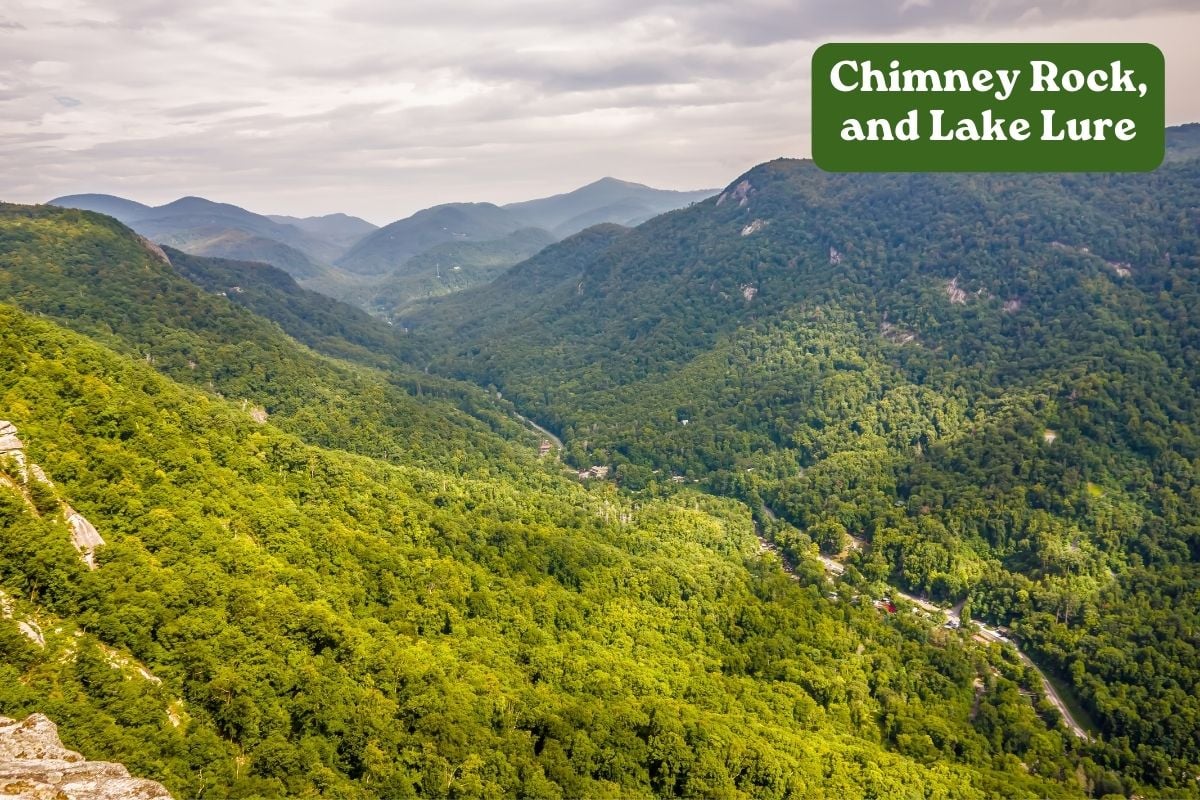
0,714,172,799
0,421,24,458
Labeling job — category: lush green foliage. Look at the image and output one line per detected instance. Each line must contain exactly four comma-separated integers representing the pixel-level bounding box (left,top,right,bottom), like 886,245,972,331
404,134,1200,793
0,203,532,475
0,302,1091,798
368,228,556,317
0,204,1117,797
337,203,538,277
399,223,631,341
165,246,415,370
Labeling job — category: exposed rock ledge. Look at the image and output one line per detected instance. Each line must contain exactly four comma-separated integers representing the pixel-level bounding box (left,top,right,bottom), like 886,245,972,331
136,236,171,267
0,421,105,569
0,714,172,799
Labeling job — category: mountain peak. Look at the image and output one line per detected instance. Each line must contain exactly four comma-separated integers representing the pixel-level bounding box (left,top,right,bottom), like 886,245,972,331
584,177,649,190
155,195,240,214
502,178,717,236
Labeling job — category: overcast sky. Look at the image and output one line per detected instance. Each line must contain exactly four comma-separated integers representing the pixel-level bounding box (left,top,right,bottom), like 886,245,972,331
1,0,1197,223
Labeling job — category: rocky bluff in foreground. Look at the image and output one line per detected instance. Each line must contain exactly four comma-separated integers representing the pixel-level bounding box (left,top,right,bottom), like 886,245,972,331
0,714,171,799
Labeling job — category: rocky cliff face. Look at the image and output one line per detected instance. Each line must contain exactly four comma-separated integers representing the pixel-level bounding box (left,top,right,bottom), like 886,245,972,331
0,714,172,799
0,421,27,481
0,420,105,568
1,421,187,770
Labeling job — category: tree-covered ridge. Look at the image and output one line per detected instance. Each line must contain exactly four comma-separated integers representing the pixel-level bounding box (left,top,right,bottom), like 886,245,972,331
48,193,348,282
0,303,1092,798
366,227,557,317
398,222,632,341
0,203,539,476
163,245,414,370
337,203,538,277
502,177,715,237
414,158,1199,392
402,144,1200,792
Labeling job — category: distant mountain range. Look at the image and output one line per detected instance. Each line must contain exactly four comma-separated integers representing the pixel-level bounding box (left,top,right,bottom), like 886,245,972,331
49,177,714,312
47,194,363,280
364,228,557,316
503,176,714,236
336,202,533,277
266,212,380,250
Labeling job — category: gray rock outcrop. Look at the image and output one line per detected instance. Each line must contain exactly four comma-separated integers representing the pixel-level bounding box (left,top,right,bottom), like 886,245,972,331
0,421,27,482
0,714,172,799
0,421,105,569
62,505,104,569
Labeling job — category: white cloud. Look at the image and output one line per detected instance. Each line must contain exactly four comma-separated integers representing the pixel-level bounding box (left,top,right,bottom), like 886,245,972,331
0,0,1196,222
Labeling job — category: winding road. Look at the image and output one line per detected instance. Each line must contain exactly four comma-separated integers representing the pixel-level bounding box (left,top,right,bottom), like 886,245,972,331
517,414,563,450
522,429,1091,740
993,631,1090,740
884,585,1091,740
753,508,1091,741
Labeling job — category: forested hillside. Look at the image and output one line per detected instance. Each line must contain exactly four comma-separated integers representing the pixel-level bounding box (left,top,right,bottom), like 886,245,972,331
366,228,557,317
49,194,344,281
164,246,415,371
0,203,529,474
0,205,1105,797
404,129,1200,793
336,203,538,277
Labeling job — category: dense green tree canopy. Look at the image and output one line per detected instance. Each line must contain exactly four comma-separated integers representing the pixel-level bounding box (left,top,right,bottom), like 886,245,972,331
399,129,1200,794
5,124,1200,795
0,205,1102,797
